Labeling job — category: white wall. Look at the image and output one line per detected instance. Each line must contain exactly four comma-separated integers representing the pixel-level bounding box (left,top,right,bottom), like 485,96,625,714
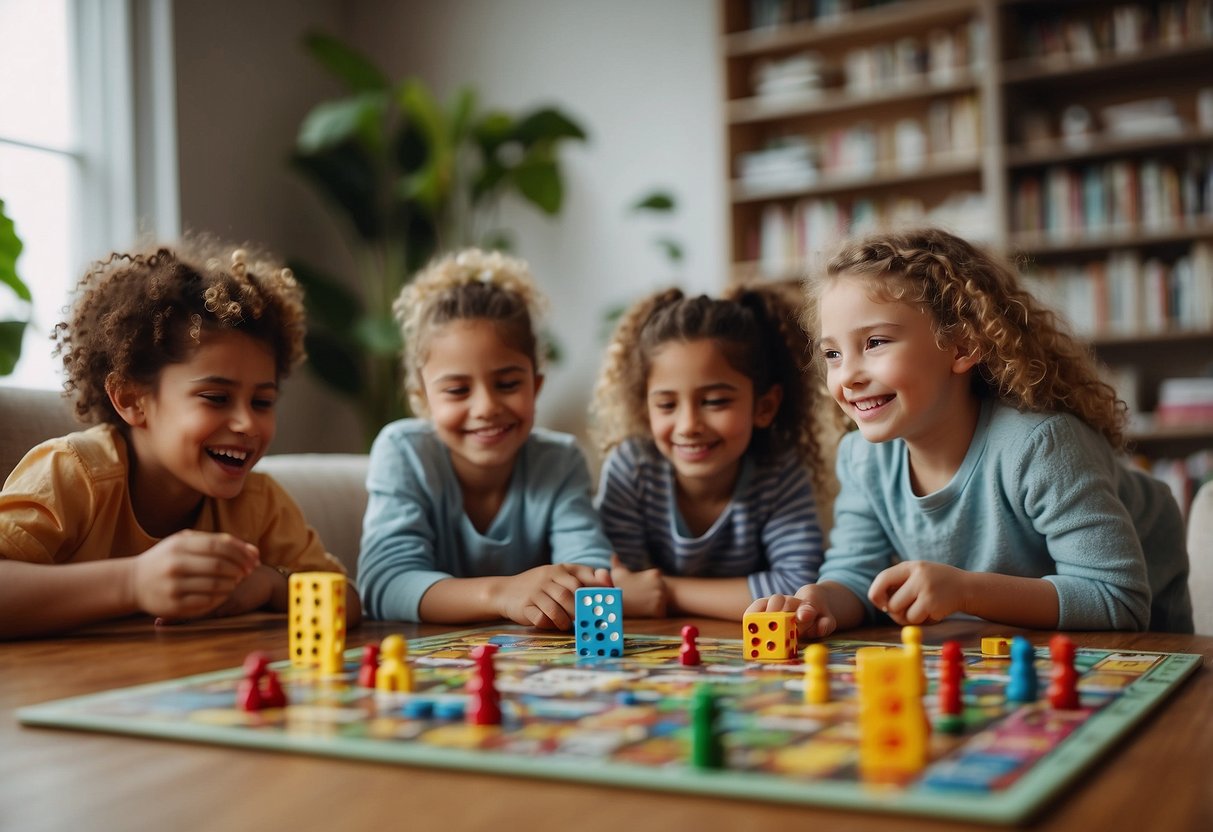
173,0,365,452
348,0,727,443
172,0,726,451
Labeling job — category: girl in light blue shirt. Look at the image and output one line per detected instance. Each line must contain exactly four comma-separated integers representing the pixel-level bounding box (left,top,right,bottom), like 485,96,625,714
358,249,611,627
749,228,1192,635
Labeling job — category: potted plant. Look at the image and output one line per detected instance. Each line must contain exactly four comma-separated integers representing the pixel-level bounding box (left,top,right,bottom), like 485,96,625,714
0,198,31,376
289,32,587,444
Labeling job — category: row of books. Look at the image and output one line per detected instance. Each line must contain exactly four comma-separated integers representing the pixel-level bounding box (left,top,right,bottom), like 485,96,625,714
1021,243,1213,337
737,95,981,192
750,192,989,274
1011,156,1213,238
842,20,986,94
747,0,897,30
1016,0,1213,62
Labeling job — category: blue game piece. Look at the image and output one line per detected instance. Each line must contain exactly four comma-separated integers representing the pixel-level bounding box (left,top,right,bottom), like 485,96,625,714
1006,636,1039,703
574,587,624,659
433,698,467,720
401,698,435,719
616,690,639,706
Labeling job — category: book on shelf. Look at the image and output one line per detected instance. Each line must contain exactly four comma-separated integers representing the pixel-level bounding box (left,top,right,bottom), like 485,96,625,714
1021,242,1213,336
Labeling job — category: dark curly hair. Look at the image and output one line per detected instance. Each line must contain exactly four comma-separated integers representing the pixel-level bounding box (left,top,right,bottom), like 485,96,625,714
804,227,1128,449
53,237,306,427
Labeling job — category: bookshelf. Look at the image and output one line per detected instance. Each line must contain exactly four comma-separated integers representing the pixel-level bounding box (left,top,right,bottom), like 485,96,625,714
720,0,1213,503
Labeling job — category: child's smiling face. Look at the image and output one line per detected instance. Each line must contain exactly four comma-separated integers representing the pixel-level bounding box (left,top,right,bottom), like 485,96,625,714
418,319,541,485
127,329,278,511
817,274,975,450
645,338,779,493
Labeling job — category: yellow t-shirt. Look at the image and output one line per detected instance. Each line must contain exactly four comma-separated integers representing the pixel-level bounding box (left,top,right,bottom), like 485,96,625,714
0,424,344,574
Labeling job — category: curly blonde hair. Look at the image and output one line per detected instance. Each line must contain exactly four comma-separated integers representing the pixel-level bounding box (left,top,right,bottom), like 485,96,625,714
393,248,547,416
53,236,305,427
590,280,839,502
805,227,1128,449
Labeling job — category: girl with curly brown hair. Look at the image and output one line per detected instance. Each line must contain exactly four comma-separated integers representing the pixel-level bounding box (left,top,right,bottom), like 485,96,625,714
749,227,1192,635
0,239,360,638
591,282,836,621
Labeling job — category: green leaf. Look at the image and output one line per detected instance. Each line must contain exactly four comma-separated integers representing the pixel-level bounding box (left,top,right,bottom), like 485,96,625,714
511,158,562,214
296,93,388,155
0,320,26,375
354,314,403,356
290,145,383,241
512,108,587,146
303,328,364,397
472,112,514,154
631,190,676,213
0,199,30,302
654,237,684,262
448,87,477,146
286,259,362,329
303,32,389,93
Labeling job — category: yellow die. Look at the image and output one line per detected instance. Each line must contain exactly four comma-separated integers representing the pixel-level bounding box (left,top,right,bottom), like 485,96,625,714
742,611,798,661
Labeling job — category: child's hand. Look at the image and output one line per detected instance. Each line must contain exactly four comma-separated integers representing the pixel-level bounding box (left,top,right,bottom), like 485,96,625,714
610,554,668,618
495,563,610,630
131,530,259,619
746,584,839,639
868,560,967,626
205,564,279,619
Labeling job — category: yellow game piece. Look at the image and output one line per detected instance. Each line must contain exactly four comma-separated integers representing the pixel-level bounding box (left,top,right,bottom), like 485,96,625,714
742,611,798,661
804,643,829,704
288,573,347,675
376,634,413,693
901,625,925,696
981,636,1012,657
856,646,928,781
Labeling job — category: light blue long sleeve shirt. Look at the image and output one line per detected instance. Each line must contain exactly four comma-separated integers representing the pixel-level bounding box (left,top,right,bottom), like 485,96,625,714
821,398,1192,633
357,419,613,622
596,438,823,598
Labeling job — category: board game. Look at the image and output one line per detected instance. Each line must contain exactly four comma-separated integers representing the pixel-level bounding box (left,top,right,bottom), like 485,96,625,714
17,627,1200,825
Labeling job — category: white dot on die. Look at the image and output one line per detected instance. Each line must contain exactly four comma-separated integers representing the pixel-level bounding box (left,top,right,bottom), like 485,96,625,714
594,593,604,603
607,613,616,623
604,594,615,605
609,632,620,641
582,596,593,606
593,605,604,616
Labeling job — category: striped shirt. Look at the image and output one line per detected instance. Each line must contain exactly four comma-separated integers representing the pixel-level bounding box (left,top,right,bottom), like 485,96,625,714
595,438,823,598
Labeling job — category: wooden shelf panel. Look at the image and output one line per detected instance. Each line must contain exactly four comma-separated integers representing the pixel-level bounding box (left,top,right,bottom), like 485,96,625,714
1128,423,1213,445
1090,329,1213,349
1006,128,1213,169
1009,220,1213,257
723,0,978,56
727,74,979,124
1001,39,1213,85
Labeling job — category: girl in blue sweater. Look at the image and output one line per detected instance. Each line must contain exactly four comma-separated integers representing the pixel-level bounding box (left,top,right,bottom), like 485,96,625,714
749,227,1192,635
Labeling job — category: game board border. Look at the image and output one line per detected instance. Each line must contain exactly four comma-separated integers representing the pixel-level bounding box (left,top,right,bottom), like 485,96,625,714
16,628,1202,825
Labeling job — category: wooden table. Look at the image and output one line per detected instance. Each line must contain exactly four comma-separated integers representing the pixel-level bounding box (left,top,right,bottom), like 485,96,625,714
2,617,1210,831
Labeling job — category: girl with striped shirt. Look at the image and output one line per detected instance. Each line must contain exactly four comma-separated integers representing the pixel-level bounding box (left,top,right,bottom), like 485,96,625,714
591,283,838,620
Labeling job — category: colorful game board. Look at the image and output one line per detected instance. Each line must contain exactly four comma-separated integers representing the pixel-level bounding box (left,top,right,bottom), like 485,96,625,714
17,627,1199,824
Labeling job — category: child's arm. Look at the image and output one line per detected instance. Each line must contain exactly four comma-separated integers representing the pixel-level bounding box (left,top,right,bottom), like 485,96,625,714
0,530,258,638
608,555,668,617
417,563,612,629
664,575,753,620
868,562,1060,628
745,581,867,638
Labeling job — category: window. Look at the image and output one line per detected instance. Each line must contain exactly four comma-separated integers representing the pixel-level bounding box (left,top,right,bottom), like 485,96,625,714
0,0,178,390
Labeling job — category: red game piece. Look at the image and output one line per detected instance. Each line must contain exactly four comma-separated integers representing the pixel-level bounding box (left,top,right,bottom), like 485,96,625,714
1047,634,1080,710
467,643,502,726
680,625,701,666
358,643,380,688
236,652,269,712
261,668,287,709
937,640,964,716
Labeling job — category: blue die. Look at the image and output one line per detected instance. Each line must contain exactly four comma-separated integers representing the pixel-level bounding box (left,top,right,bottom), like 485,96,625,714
574,588,624,658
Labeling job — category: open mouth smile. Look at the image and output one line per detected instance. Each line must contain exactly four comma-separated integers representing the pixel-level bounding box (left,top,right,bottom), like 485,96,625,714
850,394,895,413
207,447,252,470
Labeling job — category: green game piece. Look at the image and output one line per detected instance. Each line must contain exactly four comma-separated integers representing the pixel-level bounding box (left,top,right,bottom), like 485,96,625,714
690,682,723,769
